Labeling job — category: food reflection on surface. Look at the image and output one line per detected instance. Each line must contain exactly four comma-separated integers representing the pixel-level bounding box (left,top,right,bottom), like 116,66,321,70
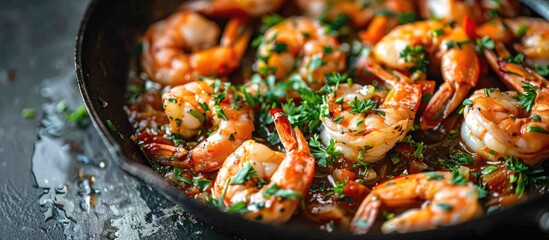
124,0,549,235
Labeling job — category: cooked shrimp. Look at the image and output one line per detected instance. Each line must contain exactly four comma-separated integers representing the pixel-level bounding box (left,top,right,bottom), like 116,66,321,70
141,11,251,86
461,88,549,166
143,79,255,173
461,44,549,166
358,0,418,45
419,0,519,24
180,0,284,17
351,171,482,234
255,17,346,89
296,0,415,30
213,108,315,224
477,17,549,66
373,20,480,129
483,41,548,92
320,82,422,163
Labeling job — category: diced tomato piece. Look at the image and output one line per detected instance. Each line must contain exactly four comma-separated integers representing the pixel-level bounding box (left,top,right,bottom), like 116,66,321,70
394,143,414,159
343,180,370,203
333,169,357,182
463,15,477,40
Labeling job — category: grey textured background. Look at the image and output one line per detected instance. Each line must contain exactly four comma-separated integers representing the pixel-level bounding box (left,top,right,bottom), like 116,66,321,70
0,0,235,239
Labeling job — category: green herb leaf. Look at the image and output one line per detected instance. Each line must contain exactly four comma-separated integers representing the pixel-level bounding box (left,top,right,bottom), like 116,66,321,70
399,45,429,74
515,81,537,112
262,184,301,200
22,108,36,119
529,125,548,134
436,203,454,212
476,36,495,50
227,201,248,214
515,24,529,37
450,168,467,186
230,162,256,185
189,109,205,123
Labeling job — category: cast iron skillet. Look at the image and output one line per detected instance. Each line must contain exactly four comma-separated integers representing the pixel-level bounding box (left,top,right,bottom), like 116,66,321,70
75,0,549,239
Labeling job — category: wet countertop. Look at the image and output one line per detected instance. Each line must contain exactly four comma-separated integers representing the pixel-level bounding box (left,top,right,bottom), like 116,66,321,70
0,0,236,239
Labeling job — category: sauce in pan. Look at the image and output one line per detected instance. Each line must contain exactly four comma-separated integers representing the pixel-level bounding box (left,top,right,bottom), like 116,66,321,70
124,0,549,234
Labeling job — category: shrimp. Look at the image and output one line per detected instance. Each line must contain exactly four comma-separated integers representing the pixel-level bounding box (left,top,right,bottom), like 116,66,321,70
213,108,315,224
460,44,549,166
143,79,255,173
350,171,482,234
418,0,519,24
296,0,416,30
358,0,418,45
255,17,346,89
180,0,285,17
320,81,422,163
141,11,251,86
373,20,480,129
477,17,549,66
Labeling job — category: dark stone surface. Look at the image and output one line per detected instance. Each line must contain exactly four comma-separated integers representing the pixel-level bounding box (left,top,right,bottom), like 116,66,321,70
0,1,235,239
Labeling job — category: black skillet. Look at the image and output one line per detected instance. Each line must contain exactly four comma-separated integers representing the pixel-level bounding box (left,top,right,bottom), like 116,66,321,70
75,0,549,239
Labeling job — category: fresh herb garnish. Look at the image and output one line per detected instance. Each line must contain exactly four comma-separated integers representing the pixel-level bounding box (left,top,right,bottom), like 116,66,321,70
309,134,342,168
399,45,429,74
515,81,538,112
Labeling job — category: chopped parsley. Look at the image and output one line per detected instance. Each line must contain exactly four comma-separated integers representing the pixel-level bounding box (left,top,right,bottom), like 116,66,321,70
262,183,302,200
21,108,36,119
505,157,548,196
227,201,248,214
229,162,265,187
529,126,548,134
188,109,205,123
259,14,284,33
399,45,429,74
515,24,529,37
173,167,212,191
327,180,353,202
476,36,495,50
445,39,472,49
515,81,538,112
505,53,525,64
534,65,549,77
309,134,342,168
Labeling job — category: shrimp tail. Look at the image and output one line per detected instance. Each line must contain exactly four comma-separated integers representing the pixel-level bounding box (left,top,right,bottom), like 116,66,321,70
484,43,548,92
420,81,472,129
350,194,382,234
143,143,192,169
179,0,247,16
271,108,298,151
222,17,252,61
359,15,399,45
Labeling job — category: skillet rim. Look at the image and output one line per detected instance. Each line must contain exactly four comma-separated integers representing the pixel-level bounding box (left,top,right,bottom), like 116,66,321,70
74,0,549,239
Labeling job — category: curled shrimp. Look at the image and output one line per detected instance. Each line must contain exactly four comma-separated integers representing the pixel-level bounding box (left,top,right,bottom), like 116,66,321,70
296,0,415,30
419,0,519,24
477,17,549,66
255,17,346,89
351,171,482,234
461,43,549,166
213,108,315,224
320,82,422,163
141,11,251,86
143,79,255,173
358,0,418,45
373,20,480,129
181,0,285,17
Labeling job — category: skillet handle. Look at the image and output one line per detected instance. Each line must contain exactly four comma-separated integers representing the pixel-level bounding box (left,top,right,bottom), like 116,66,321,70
520,0,549,20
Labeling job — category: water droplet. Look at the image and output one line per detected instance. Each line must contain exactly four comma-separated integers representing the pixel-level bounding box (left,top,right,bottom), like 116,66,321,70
76,154,90,164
